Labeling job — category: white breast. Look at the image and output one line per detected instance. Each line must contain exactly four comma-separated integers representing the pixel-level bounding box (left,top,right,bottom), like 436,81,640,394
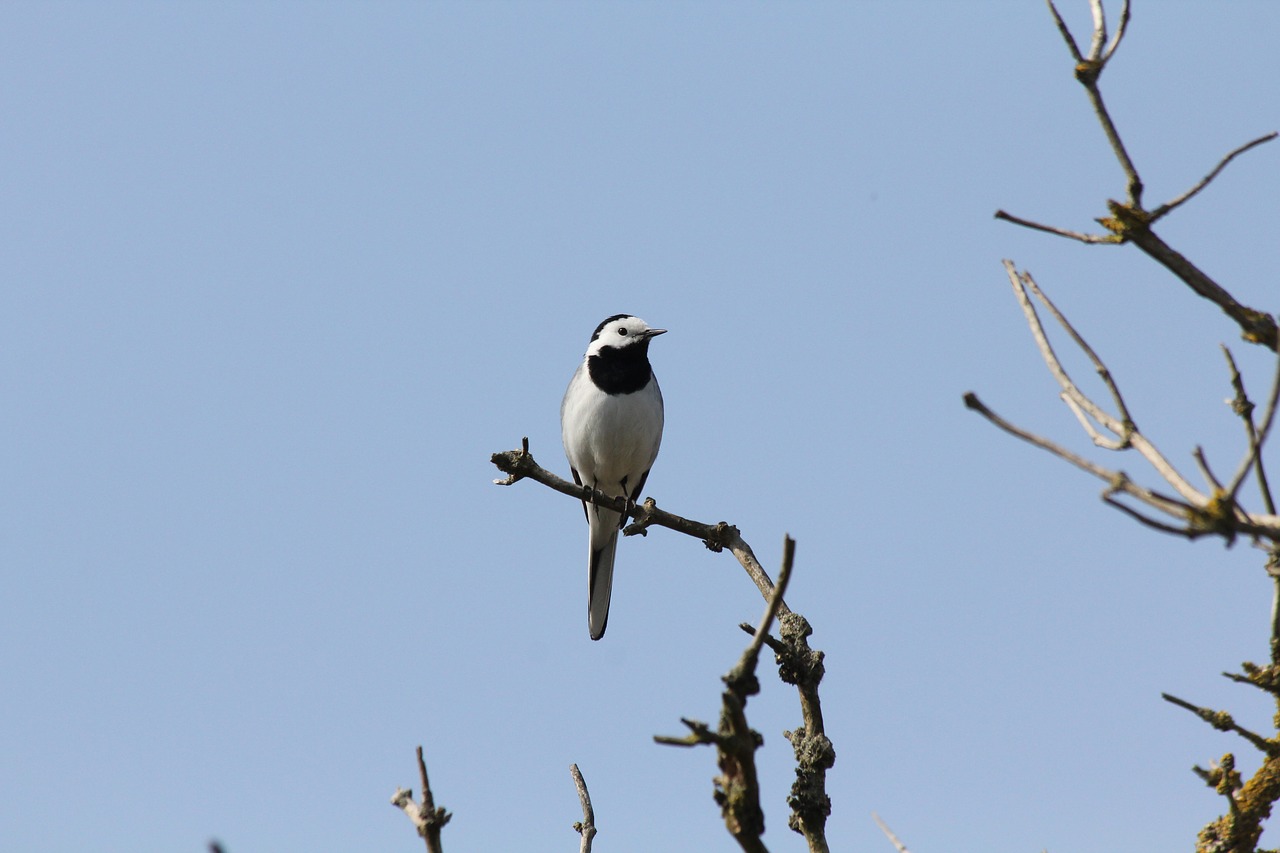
561,367,664,492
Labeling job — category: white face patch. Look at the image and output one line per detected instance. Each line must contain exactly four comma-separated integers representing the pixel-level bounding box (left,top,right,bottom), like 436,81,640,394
586,316,654,356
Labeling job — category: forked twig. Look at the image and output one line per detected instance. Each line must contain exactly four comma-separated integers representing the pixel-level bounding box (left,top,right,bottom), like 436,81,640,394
391,746,451,853
1225,350,1280,504
970,263,1280,543
1002,3,1279,353
1003,262,1201,504
655,538,796,853
492,448,832,851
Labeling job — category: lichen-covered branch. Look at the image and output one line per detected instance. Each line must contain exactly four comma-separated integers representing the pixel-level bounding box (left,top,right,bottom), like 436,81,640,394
655,539,794,853
756,610,833,850
1162,693,1274,755
1166,666,1280,852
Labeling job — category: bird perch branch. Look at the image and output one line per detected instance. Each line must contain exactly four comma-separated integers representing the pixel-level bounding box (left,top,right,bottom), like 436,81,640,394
491,445,833,852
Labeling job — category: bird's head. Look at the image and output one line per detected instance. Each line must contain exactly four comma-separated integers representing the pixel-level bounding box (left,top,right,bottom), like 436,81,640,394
586,315,667,357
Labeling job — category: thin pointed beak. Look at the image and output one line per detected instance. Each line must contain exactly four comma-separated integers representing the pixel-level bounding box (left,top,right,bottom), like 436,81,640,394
643,328,667,339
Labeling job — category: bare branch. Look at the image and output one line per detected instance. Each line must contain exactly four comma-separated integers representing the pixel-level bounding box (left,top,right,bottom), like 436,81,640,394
1150,132,1279,224
1005,262,1123,437
1221,663,1280,695
492,443,737,551
964,387,1250,541
1020,267,1134,430
1101,492,1206,540
735,536,795,678
570,764,597,853
1082,81,1142,207
1226,349,1280,504
1223,346,1277,516
493,442,834,852
1100,0,1131,62
1004,9,1278,352
391,746,451,853
991,5,1280,849
1272,558,1280,668
871,812,912,853
492,436,530,485
654,717,719,748
966,392,1135,490
1006,263,1205,504
993,209,1117,243
1044,0,1084,62
1062,393,1127,450
493,443,791,609
1162,693,1276,755
1122,226,1280,352
1086,0,1107,61
1194,446,1226,494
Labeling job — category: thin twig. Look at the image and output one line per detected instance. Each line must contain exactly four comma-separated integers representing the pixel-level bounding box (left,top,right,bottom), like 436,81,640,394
1194,446,1226,494
1102,493,1207,540
871,812,912,853
1003,261,1203,499
739,537,795,670
1150,132,1279,223
964,391,1187,517
1062,393,1127,450
1044,0,1084,62
1226,349,1280,503
993,209,1116,243
1222,346,1280,665
1005,263,1201,504
1223,346,1277,516
1162,693,1276,755
1021,267,1134,431
1100,0,1131,62
653,717,719,748
1005,262,1123,438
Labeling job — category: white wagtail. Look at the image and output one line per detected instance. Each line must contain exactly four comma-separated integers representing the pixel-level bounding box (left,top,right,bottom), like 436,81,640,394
560,314,666,640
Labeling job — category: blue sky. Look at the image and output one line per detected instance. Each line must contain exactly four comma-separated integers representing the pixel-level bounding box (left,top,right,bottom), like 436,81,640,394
2,3,1278,852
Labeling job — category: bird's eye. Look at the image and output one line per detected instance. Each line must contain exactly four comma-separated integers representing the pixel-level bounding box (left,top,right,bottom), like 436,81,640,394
617,327,628,336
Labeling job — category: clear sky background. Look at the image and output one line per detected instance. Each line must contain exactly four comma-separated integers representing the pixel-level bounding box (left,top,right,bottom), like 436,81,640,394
3,3,1279,852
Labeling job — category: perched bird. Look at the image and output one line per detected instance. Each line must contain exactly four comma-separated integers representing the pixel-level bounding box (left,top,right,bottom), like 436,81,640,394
561,314,666,640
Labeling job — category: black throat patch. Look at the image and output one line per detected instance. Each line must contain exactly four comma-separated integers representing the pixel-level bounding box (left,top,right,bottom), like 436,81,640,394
588,342,654,395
